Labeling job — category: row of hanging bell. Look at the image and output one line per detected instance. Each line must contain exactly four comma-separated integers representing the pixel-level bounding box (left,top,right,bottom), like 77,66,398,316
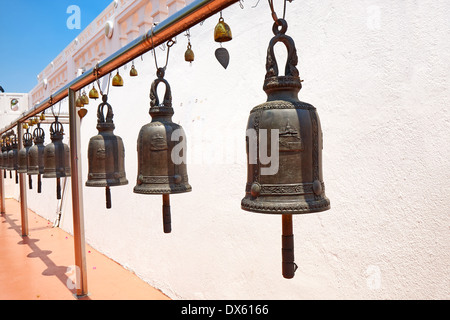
241,19,330,279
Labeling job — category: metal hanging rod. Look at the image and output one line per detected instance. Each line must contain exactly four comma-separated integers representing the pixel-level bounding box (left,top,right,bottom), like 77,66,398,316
0,0,239,135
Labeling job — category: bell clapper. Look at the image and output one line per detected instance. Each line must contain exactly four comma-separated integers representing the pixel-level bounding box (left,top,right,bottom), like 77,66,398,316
282,214,297,279
105,186,112,209
38,174,42,194
57,177,61,200
15,171,18,184
28,175,32,190
162,194,172,234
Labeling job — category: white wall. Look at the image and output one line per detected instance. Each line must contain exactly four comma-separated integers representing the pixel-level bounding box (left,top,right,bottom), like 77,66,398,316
7,0,450,299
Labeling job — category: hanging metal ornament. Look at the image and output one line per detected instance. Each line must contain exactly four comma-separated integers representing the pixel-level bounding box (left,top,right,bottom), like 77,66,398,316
18,123,34,189
130,62,138,77
81,90,90,105
214,12,232,69
86,94,128,209
7,132,19,184
43,115,71,200
2,135,11,179
76,95,85,108
89,85,100,100
184,29,195,64
0,136,7,176
112,70,124,87
28,122,46,193
241,16,330,279
134,39,191,234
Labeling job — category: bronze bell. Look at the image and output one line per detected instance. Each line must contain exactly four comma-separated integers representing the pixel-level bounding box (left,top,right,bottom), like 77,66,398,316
112,71,124,87
28,123,46,193
43,117,71,200
18,127,34,189
76,96,85,108
185,43,195,63
130,64,138,77
2,136,11,179
0,136,7,177
214,17,232,43
81,91,90,105
7,132,19,184
134,67,192,234
89,86,100,100
86,95,128,209
241,19,330,279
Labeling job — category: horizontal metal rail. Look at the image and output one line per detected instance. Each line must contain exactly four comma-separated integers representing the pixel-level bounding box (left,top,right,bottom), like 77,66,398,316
0,0,239,135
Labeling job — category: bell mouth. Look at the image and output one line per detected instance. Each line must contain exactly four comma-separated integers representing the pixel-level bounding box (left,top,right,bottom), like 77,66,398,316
241,196,330,215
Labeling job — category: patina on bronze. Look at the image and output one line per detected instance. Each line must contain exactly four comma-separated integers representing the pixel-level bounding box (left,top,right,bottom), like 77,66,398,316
134,67,192,234
43,117,71,200
18,128,33,189
28,123,46,193
86,94,128,209
241,19,330,279
7,132,19,184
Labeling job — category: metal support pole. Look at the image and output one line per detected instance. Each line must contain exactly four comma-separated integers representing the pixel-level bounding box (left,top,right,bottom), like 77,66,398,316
68,89,88,297
18,123,29,236
0,169,5,214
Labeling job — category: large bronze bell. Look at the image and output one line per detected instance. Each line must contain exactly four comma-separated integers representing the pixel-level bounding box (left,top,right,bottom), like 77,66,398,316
28,123,46,193
43,117,71,200
86,94,128,209
134,67,192,234
18,127,34,189
7,132,19,184
2,135,11,179
0,136,6,173
242,19,330,279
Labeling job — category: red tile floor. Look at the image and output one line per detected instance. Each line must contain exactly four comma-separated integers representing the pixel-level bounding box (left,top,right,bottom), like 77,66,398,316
0,198,170,300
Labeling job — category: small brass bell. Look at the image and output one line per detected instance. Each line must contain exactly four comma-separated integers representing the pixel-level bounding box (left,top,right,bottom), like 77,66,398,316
40,113,46,121
130,64,138,77
112,71,123,87
185,43,195,63
134,68,192,234
86,95,128,209
76,95,85,108
242,19,330,279
18,128,33,189
43,117,71,200
7,133,19,184
214,17,232,43
81,91,90,105
89,86,100,100
28,123,46,193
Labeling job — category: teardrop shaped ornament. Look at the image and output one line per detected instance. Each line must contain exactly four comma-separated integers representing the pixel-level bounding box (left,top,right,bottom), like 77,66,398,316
215,47,230,69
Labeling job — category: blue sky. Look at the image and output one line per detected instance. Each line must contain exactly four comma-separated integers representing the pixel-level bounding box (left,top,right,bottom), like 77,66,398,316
0,0,112,93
